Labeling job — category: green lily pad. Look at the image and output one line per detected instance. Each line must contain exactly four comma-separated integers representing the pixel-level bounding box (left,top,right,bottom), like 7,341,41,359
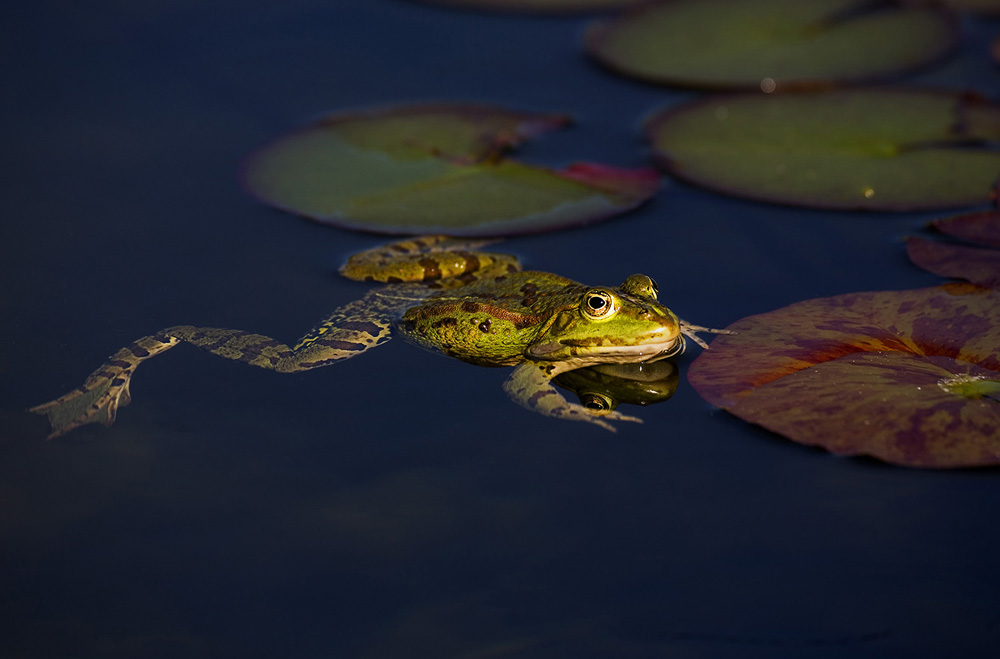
409,0,639,12
687,284,1000,468
586,0,958,90
907,203,1000,287
243,103,659,236
645,88,1000,211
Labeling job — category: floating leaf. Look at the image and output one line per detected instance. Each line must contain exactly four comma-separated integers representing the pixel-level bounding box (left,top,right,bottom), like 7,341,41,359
409,0,640,12
586,0,958,90
687,284,1000,468
244,103,659,236
907,203,1000,287
645,88,1000,211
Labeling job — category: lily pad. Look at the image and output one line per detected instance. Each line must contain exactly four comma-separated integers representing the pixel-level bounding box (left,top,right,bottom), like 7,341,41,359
410,0,640,12
243,103,659,236
586,0,958,90
907,203,1000,287
687,284,1000,468
645,88,1000,211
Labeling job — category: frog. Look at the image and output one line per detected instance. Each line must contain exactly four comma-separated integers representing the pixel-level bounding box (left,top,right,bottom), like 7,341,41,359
30,235,729,437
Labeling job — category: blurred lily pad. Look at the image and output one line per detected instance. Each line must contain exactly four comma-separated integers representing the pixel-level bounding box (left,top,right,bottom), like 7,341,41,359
410,0,640,12
688,284,1000,468
907,202,1000,288
244,103,659,236
586,0,957,90
645,88,1000,211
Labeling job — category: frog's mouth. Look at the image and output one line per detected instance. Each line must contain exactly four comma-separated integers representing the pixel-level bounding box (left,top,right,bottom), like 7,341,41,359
531,335,685,363
601,335,686,363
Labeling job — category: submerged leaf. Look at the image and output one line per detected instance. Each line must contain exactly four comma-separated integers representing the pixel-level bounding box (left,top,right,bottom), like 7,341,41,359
586,0,957,90
244,103,659,236
688,285,1000,468
907,205,1000,287
645,88,1000,210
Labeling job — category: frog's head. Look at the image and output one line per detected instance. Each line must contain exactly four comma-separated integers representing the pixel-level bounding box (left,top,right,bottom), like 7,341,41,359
527,274,686,368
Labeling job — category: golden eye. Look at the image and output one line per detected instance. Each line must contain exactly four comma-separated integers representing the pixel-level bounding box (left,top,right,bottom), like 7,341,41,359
583,290,616,319
580,393,614,415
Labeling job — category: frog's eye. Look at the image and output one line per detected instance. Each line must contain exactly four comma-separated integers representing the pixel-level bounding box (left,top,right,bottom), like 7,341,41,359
582,290,617,320
580,393,614,416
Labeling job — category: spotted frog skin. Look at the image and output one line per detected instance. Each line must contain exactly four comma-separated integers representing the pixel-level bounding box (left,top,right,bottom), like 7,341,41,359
31,236,727,436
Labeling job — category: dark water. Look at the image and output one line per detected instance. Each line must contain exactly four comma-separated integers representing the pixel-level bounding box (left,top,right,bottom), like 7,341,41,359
2,1,999,657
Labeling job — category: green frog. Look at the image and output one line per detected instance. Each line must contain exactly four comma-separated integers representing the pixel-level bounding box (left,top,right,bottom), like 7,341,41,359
31,235,728,436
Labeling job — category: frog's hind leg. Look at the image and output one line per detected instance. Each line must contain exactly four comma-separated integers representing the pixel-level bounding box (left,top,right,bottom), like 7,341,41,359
340,235,520,283
30,298,392,439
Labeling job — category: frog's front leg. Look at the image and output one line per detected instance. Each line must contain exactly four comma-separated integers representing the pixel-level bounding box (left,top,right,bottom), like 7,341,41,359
30,296,391,439
503,362,642,432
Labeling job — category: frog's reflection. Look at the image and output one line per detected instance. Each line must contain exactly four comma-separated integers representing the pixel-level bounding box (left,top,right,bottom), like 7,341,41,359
554,360,679,417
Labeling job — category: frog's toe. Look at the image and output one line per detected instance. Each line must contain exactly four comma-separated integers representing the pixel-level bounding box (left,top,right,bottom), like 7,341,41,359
606,409,643,425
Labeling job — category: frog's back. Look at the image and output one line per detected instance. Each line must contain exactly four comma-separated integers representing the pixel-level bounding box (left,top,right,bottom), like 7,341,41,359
397,271,586,367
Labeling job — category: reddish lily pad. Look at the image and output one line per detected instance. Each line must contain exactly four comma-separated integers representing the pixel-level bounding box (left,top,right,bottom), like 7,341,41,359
243,103,659,236
586,0,958,91
687,284,1000,468
907,204,1000,287
645,88,1000,211
410,0,639,12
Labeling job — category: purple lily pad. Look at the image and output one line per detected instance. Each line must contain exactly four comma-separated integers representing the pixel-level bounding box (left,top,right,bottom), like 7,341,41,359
688,284,1000,468
907,197,1000,287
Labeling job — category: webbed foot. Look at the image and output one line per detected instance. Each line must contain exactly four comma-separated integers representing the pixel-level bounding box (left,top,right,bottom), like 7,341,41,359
28,335,180,439
29,370,134,440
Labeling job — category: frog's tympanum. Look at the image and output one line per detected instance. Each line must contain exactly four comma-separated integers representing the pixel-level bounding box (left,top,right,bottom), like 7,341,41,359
31,236,728,436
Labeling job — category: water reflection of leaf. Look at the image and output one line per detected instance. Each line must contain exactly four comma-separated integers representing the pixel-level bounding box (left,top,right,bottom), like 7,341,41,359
645,88,1000,211
688,284,1000,468
243,103,658,236
587,0,958,90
